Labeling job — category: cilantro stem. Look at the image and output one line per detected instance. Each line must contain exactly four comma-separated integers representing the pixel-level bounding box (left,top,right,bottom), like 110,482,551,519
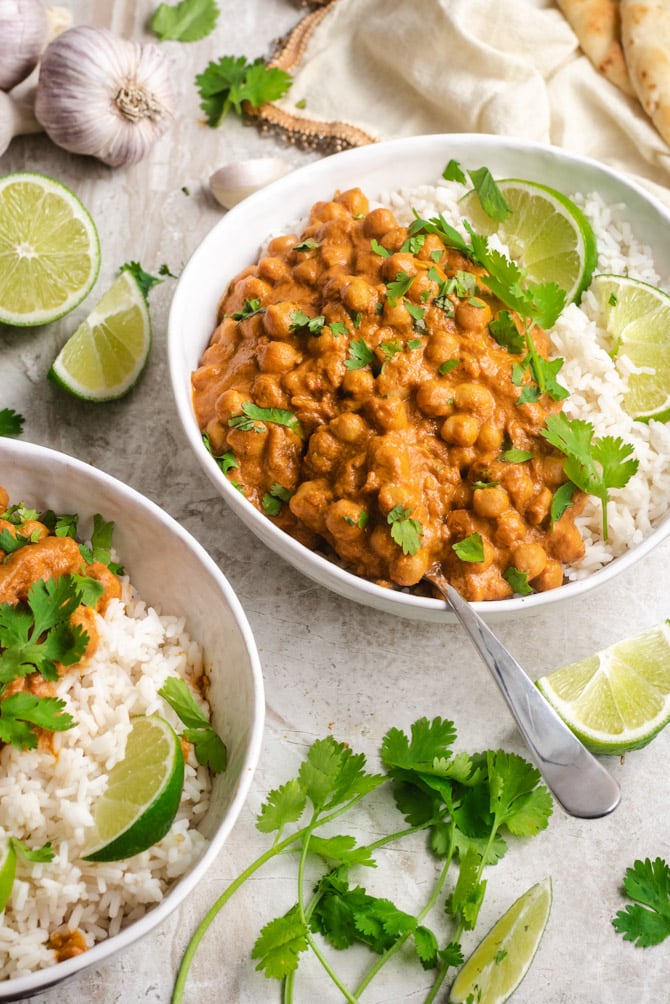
525,330,545,394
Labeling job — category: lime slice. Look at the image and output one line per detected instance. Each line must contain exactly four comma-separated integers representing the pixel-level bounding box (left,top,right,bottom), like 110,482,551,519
590,273,670,422
83,715,184,862
536,623,670,755
0,171,100,327
0,838,17,913
48,269,152,401
461,179,597,303
449,878,552,1004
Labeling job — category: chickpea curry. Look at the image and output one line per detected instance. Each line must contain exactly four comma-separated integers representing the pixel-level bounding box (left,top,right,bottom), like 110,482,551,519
192,187,586,602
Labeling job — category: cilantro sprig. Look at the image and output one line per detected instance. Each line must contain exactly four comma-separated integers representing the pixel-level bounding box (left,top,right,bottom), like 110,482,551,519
387,504,423,556
228,402,301,436
159,676,227,773
0,408,24,438
196,55,292,127
171,716,552,1003
613,857,670,947
541,412,639,540
0,838,55,913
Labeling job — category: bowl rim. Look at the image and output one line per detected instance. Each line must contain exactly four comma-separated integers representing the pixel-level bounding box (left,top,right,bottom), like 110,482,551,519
167,132,670,622
0,438,265,1000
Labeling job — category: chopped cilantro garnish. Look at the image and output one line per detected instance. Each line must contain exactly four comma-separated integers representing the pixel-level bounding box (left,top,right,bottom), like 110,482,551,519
503,566,534,596
386,271,416,306
0,408,24,438
261,484,292,516
345,339,375,371
438,360,460,375
289,310,326,335
293,238,320,252
229,402,301,436
196,54,292,127
387,504,423,556
613,857,670,947
370,238,390,257
159,677,227,773
232,298,266,321
452,532,484,563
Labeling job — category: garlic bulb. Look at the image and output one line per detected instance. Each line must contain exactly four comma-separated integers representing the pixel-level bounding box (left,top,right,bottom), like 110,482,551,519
209,158,294,209
34,25,175,167
0,0,49,91
0,90,42,156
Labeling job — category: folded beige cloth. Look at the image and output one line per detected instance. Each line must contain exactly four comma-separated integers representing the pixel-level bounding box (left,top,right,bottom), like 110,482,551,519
257,0,670,205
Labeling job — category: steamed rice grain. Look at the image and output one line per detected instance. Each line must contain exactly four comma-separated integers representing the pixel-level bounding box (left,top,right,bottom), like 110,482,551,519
0,578,211,980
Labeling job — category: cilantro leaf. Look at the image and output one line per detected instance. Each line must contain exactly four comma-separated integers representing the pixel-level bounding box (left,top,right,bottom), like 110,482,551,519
196,55,292,127
466,166,511,223
308,833,377,868
503,566,533,596
251,904,308,978
151,0,219,42
231,298,265,321
447,844,486,930
541,412,639,539
550,481,577,524
613,858,670,947
299,736,383,812
442,159,467,184
0,408,24,438
452,532,484,563
0,693,75,750
256,777,307,835
488,310,525,354
386,271,415,306
344,338,375,371
12,838,54,863
159,677,228,772
289,310,326,335
228,402,301,436
487,750,553,837
387,504,423,556
120,261,163,300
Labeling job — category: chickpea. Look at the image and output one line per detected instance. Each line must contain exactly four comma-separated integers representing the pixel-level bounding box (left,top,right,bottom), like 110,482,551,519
328,412,367,445
227,425,267,461
390,549,431,587
257,340,301,374
362,207,397,238
378,483,414,514
310,199,350,224
525,486,553,526
342,367,375,400
293,258,320,286
441,414,480,447
416,379,455,417
417,234,448,261
239,275,272,301
251,374,288,410
342,275,379,314
407,273,436,304
365,396,408,431
289,479,333,533
336,188,369,217
502,469,536,512
453,382,495,420
511,542,548,581
325,498,368,541
494,509,526,547
532,558,564,592
449,445,477,470
542,454,567,487
267,234,299,256
549,518,585,564
258,256,291,284
214,388,248,424
477,422,504,453
381,299,412,329
381,253,419,281
472,484,510,519
306,427,341,474
203,418,227,454
320,243,352,269
262,301,302,340
424,331,459,364
455,299,492,332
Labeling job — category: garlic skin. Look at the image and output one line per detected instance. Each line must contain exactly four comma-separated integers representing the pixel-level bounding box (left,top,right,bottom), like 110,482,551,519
0,90,42,156
34,25,175,168
0,0,49,91
209,158,294,209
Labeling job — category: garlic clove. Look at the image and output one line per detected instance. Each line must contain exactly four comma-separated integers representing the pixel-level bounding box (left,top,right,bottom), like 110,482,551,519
209,158,294,209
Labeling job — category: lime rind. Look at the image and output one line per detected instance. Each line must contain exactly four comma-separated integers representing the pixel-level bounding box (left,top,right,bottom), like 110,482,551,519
48,270,152,401
536,623,670,755
449,878,552,1004
460,178,597,304
590,273,670,421
83,715,185,862
0,171,100,327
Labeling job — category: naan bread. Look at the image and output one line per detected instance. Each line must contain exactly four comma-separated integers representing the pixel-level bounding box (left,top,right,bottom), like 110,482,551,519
621,0,670,145
557,0,635,95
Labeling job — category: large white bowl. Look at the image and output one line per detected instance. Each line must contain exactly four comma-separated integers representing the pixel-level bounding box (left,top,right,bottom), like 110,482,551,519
168,134,670,622
0,438,264,1002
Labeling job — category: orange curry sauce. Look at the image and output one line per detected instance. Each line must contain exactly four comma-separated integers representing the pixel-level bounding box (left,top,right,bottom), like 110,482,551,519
192,187,585,601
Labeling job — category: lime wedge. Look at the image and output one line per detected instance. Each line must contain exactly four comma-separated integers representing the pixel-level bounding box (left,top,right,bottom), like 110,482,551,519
0,838,17,913
83,715,184,862
0,171,100,327
49,269,152,401
536,623,670,755
589,273,670,422
461,178,597,303
449,878,552,1004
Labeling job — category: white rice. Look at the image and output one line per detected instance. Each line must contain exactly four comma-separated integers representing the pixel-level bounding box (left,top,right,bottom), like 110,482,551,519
382,181,670,577
0,578,212,980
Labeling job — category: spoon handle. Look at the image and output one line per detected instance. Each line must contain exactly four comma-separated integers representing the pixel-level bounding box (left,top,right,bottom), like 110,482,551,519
429,576,620,819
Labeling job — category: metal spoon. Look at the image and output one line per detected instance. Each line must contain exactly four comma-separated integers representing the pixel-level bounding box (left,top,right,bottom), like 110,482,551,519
425,569,621,819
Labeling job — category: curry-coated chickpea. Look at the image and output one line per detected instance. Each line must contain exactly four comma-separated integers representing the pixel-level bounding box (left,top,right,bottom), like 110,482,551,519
306,427,341,474
493,509,526,547
369,522,399,563
453,382,495,419
472,484,510,519
320,243,352,269
390,549,431,587
377,483,414,515
542,454,568,487
381,252,419,281
417,234,448,261
289,478,333,533
262,301,301,340
257,339,301,374
455,299,492,332
415,379,455,417
214,388,248,424
511,542,548,581
310,199,350,224
342,275,379,314
342,367,375,399
239,275,272,301
336,188,369,217
365,395,408,431
362,207,397,238
406,273,436,304
441,413,480,447
424,331,460,365
381,300,412,329
251,374,288,410
477,422,504,453
203,418,227,454
258,256,292,284
525,486,553,526
227,425,267,461
532,557,564,592
267,234,299,256
549,518,585,564
502,468,536,511
329,412,369,444
324,498,368,542
292,257,320,286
